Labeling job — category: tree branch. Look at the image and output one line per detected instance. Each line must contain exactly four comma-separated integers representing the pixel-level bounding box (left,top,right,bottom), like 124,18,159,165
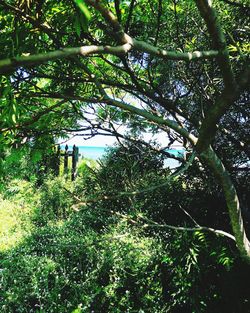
1,100,66,132
125,0,136,32
194,0,236,90
136,214,235,242
219,0,250,10
25,90,197,144
0,44,220,75
0,0,61,46
196,64,250,153
0,44,132,74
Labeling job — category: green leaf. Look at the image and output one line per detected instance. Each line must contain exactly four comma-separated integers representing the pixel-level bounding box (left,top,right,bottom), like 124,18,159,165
74,16,82,37
11,113,16,124
71,308,82,313
74,0,91,21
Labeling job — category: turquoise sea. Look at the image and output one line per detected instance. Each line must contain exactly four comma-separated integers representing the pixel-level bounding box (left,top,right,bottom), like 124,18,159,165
61,146,106,160
77,146,107,160
61,145,183,168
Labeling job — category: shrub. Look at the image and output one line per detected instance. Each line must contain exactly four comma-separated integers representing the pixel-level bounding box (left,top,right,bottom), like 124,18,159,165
1,144,248,313
0,179,36,252
0,210,165,313
35,176,74,225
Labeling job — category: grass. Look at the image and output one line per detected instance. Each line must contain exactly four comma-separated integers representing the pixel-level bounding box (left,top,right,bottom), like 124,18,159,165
0,180,36,252
0,177,164,313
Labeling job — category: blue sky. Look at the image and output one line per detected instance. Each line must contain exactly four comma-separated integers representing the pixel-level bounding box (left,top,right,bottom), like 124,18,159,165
61,131,182,148
60,134,117,147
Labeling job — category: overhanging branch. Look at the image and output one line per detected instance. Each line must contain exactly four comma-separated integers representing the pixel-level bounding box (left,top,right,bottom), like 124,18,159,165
0,45,220,75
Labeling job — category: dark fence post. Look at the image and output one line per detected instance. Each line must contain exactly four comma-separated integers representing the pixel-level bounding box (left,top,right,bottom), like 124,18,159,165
64,144,69,175
55,145,60,176
71,144,78,181
76,146,79,163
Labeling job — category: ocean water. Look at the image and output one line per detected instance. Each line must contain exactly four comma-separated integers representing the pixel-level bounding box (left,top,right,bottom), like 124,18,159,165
61,146,106,160
61,145,183,168
78,146,106,160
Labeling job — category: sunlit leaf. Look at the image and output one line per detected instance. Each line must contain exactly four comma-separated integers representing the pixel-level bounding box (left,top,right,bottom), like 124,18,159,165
74,0,91,21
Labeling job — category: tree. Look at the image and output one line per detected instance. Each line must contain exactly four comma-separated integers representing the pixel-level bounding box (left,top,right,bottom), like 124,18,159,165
0,0,249,261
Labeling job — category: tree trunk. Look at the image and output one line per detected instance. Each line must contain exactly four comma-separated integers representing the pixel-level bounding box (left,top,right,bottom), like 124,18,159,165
201,146,250,263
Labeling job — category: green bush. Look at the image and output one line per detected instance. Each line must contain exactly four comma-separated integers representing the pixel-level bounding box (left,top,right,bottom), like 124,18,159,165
0,179,37,252
0,147,38,184
35,176,74,225
0,210,165,313
1,144,249,313
74,158,99,197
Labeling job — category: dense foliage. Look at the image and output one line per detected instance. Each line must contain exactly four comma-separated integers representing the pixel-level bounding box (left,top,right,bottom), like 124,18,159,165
0,145,249,312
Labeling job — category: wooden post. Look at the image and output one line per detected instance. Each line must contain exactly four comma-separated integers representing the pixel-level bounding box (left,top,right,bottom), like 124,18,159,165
76,146,79,163
64,144,69,175
71,145,76,181
71,144,78,181
55,145,60,176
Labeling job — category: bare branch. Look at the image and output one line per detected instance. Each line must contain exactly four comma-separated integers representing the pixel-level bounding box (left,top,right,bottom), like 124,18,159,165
136,214,235,242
